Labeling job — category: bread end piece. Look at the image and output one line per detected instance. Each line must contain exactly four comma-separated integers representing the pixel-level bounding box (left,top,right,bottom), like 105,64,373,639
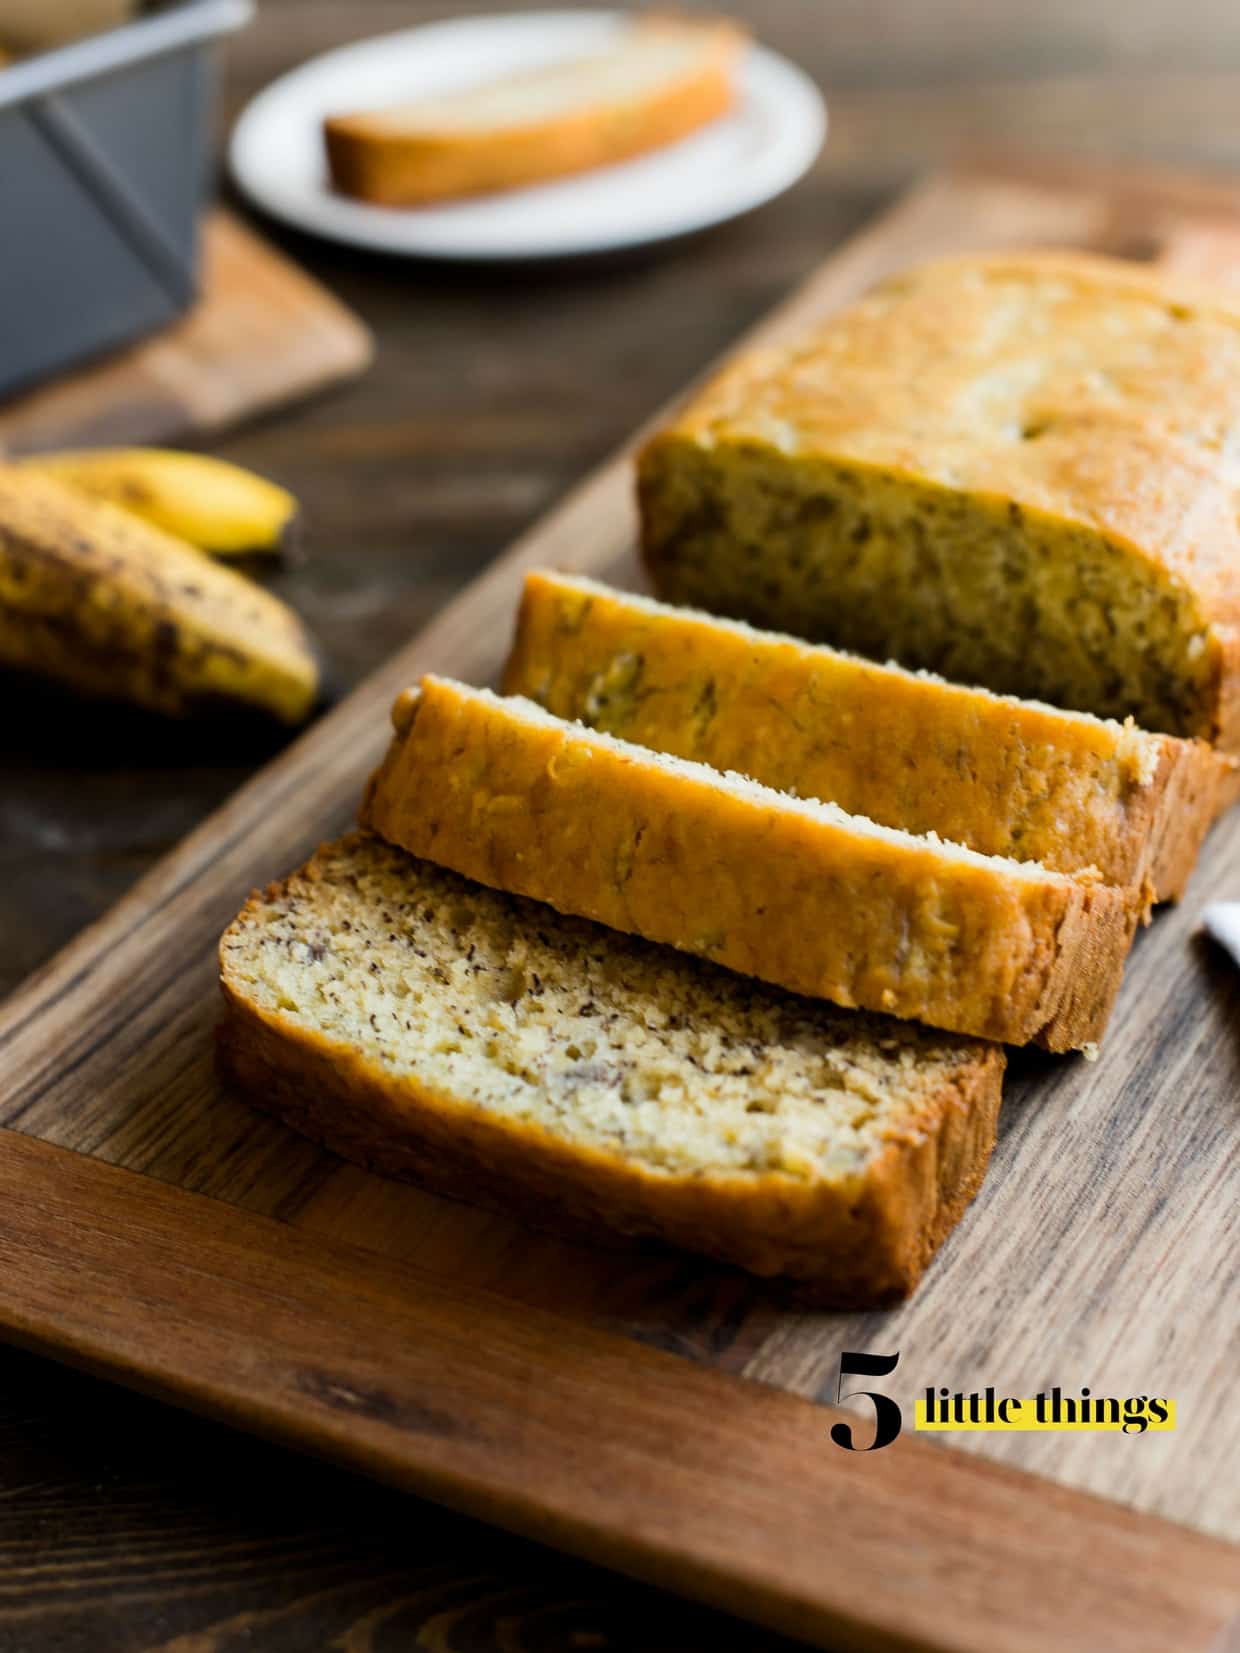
324,18,747,207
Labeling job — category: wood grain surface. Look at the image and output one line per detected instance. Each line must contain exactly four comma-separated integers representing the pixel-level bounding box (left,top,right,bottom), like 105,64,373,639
0,1348,791,1653
7,2,1240,1647
2,164,1240,1653
2,1128,1238,1653
0,211,372,454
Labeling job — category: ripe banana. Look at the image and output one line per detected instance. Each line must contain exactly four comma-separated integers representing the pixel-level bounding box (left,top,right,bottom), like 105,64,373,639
19,448,299,558
0,465,318,723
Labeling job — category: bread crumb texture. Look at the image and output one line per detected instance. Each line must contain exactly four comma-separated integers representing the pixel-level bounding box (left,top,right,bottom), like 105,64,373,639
639,251,1240,748
219,833,1004,1301
222,835,990,1177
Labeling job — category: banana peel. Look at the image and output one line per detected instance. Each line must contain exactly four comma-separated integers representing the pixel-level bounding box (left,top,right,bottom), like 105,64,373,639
0,465,319,723
18,448,300,559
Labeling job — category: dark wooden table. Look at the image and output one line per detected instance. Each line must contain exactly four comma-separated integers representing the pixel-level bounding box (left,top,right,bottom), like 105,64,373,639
5,1,1240,1646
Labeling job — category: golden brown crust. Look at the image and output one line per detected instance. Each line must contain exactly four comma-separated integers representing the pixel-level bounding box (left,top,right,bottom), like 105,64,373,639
362,676,1143,1050
503,570,1231,901
1145,737,1235,896
324,20,745,207
217,846,1005,1307
638,250,1240,749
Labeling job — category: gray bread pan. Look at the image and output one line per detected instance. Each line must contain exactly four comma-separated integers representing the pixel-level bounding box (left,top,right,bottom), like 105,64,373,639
0,0,252,398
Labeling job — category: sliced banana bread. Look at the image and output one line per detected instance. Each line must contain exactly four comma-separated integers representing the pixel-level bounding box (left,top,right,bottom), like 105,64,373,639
218,832,1005,1305
503,570,1230,900
638,251,1240,749
362,676,1144,1050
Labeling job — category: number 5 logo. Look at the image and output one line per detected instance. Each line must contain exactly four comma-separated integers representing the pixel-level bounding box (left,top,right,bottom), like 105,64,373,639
830,1350,902,1451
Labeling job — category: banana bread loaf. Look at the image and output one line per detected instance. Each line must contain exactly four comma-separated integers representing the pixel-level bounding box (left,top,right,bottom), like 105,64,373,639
503,570,1231,900
362,675,1144,1050
218,832,1005,1306
638,250,1240,750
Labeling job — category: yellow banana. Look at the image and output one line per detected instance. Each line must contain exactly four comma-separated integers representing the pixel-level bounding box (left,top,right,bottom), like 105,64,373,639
0,465,318,723
19,447,300,558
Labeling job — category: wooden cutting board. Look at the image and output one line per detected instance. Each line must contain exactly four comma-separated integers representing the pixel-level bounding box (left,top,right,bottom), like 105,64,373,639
2,164,1240,1653
0,210,372,452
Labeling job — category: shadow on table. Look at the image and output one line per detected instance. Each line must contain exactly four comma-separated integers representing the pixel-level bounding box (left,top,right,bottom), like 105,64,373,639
0,667,319,770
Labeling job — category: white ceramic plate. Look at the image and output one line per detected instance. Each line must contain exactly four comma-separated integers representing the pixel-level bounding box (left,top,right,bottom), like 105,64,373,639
228,10,826,261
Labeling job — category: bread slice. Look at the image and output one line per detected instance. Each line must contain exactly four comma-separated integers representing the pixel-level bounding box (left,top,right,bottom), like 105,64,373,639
0,465,318,723
324,17,746,206
638,250,1240,750
218,831,1005,1305
503,570,1231,901
362,675,1144,1050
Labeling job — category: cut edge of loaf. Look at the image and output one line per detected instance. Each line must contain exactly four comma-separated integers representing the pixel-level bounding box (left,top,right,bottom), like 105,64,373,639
633,246,1240,750
502,568,1234,899
366,676,1146,1050
637,428,1227,748
324,17,747,207
217,832,1005,1306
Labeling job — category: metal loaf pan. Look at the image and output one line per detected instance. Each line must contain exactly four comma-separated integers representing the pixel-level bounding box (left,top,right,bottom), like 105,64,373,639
0,0,252,398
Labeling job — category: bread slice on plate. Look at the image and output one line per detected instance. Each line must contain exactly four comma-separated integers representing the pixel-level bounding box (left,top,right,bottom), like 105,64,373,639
362,675,1144,1051
324,17,747,206
638,250,1240,750
503,570,1231,900
218,832,1005,1306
